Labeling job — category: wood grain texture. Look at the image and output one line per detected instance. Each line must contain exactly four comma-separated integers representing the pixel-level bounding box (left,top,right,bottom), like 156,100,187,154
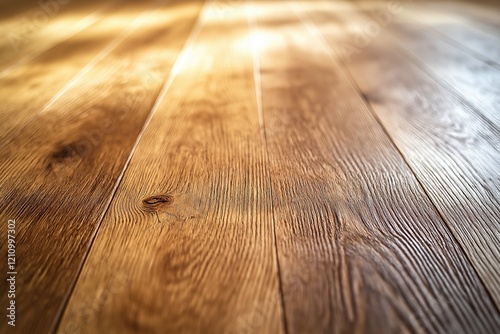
2,1,500,333
254,1,500,333
398,3,500,69
349,0,500,56
58,2,284,333
306,0,500,309
339,1,500,129
382,20,500,129
0,0,116,75
0,1,203,332
0,0,155,146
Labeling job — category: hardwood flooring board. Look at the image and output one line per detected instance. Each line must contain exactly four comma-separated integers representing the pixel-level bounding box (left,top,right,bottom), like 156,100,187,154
253,1,500,333
350,1,500,69
0,0,162,147
382,20,500,130
325,1,500,124
397,4,500,69
58,2,284,333
334,1,500,129
0,2,204,332
303,0,500,311
0,0,118,75
423,0,500,32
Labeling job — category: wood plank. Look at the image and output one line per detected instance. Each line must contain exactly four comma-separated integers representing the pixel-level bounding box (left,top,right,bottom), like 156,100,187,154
303,0,500,310
424,0,500,32
0,0,116,75
381,18,500,129
338,1,500,130
57,1,284,333
398,3,500,69
253,1,500,333
0,0,160,147
0,1,204,332
348,0,500,63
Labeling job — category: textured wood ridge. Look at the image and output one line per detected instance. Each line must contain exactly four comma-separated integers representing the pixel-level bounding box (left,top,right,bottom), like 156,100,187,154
0,0,499,333
256,2,500,333
0,1,204,332
58,2,284,333
299,0,500,309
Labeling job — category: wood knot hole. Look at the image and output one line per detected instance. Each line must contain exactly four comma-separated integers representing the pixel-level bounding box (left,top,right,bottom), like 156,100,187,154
142,195,173,208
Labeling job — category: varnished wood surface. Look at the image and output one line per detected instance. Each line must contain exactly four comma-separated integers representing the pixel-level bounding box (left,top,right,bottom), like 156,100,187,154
383,19,500,129
398,3,500,69
301,0,500,309
0,0,118,75
260,2,499,332
0,1,204,332
1,0,499,333
58,2,284,333
0,0,151,145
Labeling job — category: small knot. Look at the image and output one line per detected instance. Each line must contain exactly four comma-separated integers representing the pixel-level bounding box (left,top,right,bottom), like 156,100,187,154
142,195,173,208
51,145,76,161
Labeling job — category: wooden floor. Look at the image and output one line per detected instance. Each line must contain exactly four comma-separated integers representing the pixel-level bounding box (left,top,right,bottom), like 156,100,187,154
1,0,500,333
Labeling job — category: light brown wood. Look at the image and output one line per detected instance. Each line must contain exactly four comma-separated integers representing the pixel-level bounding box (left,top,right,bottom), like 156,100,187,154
253,1,500,333
58,2,284,333
0,0,187,146
0,0,117,75
0,1,204,332
303,0,500,310
1,0,500,333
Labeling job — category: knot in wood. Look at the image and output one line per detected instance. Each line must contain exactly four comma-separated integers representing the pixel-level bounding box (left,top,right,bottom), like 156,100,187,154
142,194,173,209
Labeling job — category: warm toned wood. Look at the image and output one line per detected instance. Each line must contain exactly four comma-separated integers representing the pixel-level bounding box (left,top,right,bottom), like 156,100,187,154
304,0,500,310
253,1,500,333
2,1,500,333
0,0,117,75
0,0,41,20
58,2,284,333
306,0,500,306
0,0,167,145
0,1,203,332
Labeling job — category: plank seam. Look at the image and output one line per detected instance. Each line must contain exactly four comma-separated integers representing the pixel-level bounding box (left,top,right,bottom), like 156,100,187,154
247,3,289,333
400,11,500,71
292,0,500,314
0,0,121,79
50,0,210,332
377,17,500,135
2,0,153,150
